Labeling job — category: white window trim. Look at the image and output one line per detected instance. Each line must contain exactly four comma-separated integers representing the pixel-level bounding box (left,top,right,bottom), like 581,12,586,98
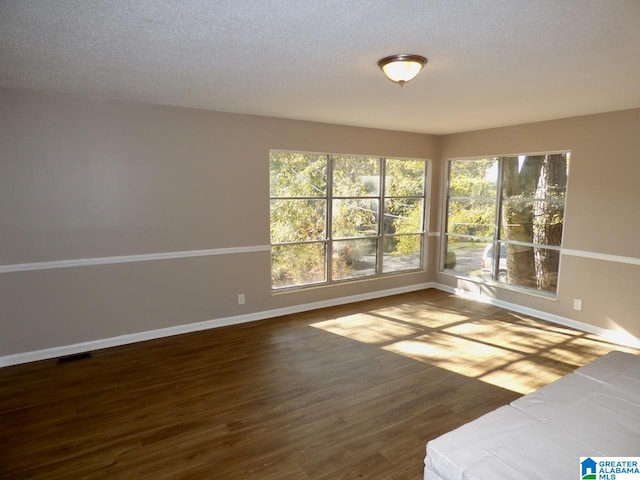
441,151,570,297
270,150,431,291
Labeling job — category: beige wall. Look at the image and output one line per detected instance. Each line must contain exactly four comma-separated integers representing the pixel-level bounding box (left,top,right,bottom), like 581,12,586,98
1,88,638,361
0,89,437,357
436,108,640,339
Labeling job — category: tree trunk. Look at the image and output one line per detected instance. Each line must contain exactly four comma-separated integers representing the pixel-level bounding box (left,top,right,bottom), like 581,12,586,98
502,158,536,287
533,154,567,291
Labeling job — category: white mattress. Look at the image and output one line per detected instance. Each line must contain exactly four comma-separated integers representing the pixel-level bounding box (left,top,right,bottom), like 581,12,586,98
423,350,640,480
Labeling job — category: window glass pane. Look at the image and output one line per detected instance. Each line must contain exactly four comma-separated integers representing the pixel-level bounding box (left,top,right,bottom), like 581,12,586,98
332,156,380,197
502,155,545,198
384,198,423,234
271,243,326,288
383,235,422,272
444,236,491,278
497,244,560,293
270,152,327,197
332,199,379,239
502,154,568,200
270,151,429,290
332,239,377,280
385,159,425,196
500,199,564,246
447,199,495,238
270,199,326,243
481,242,506,281
443,153,568,296
448,158,498,198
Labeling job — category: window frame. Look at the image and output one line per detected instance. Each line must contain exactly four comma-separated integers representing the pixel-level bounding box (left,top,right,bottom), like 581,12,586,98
270,150,430,291
441,151,569,297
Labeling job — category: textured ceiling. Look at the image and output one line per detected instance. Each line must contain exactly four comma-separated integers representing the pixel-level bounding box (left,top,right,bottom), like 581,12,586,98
1,0,639,134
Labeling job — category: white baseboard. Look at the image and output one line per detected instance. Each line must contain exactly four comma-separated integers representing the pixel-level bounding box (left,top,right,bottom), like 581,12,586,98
4,280,638,367
0,282,437,367
434,282,640,349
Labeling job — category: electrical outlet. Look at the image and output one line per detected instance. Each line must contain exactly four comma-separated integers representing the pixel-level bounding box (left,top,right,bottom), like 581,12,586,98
237,293,245,305
573,298,582,311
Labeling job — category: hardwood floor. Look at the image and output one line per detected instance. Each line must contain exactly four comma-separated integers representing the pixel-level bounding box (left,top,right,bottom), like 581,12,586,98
1,288,637,479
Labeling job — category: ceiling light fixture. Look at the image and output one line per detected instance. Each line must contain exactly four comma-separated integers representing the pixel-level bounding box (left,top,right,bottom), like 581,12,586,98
377,54,427,86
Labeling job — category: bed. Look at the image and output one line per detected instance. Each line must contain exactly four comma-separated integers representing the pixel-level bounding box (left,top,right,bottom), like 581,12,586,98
423,350,640,479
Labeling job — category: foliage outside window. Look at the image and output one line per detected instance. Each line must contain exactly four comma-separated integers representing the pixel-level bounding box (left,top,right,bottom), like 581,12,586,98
443,152,569,295
270,151,427,289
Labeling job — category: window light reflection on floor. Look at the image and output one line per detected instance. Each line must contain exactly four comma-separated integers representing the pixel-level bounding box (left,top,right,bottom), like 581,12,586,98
313,313,421,345
311,305,637,395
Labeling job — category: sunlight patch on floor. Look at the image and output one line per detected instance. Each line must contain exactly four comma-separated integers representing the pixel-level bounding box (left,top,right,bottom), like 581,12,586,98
310,306,638,395
541,336,636,365
384,333,571,394
385,333,520,376
477,358,566,394
312,313,420,345
443,319,572,354
369,306,471,328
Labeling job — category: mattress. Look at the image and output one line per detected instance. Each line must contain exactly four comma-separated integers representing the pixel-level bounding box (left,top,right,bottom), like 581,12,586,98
423,350,640,480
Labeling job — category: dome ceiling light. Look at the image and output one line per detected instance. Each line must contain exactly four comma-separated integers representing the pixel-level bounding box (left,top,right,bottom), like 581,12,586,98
377,54,427,86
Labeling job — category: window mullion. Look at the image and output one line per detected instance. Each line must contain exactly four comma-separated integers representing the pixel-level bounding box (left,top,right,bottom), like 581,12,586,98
493,156,505,281
326,154,334,284
423,160,430,269
442,160,452,270
378,157,385,274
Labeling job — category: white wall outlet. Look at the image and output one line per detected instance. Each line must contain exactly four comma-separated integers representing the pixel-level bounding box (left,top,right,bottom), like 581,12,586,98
573,298,582,311
237,293,245,305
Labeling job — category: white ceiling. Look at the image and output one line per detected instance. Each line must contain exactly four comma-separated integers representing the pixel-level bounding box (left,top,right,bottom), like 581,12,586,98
1,1,639,134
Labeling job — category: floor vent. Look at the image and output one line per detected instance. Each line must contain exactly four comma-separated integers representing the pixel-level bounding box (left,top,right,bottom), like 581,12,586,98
56,352,93,364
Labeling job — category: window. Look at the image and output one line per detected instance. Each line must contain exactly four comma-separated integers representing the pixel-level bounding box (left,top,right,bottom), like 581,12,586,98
443,152,569,295
270,151,428,289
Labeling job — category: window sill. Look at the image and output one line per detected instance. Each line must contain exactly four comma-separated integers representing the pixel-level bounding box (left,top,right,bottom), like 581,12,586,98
440,269,558,301
271,268,428,295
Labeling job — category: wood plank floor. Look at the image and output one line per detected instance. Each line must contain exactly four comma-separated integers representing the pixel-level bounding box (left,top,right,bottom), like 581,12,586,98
1,288,637,479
